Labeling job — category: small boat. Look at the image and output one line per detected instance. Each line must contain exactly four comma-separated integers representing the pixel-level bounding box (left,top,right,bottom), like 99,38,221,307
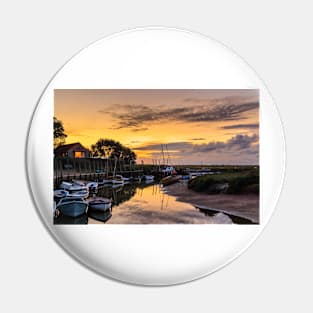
160,175,181,186
86,182,98,190
88,197,112,211
56,197,88,217
131,176,142,183
181,175,190,180
67,189,89,199
102,177,113,184
112,175,124,185
144,175,154,181
122,176,131,182
54,189,69,199
60,181,87,192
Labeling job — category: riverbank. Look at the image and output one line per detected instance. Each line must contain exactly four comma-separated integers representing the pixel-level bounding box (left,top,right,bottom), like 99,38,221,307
164,182,259,223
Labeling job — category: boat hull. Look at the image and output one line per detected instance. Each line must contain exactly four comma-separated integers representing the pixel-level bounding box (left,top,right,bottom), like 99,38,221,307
88,199,112,211
57,202,88,217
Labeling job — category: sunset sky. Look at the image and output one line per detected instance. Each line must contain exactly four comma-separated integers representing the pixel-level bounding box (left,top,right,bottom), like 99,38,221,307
54,89,259,165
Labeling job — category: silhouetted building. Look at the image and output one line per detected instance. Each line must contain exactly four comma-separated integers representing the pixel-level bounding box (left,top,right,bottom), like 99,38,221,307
54,143,90,158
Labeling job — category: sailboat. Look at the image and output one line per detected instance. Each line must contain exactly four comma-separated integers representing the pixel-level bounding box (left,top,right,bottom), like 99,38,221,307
112,158,125,185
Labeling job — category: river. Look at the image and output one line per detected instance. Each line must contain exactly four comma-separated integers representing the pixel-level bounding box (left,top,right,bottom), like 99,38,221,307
54,182,236,224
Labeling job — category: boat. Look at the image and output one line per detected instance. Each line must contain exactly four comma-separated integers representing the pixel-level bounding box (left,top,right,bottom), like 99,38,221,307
88,197,112,211
56,197,88,217
54,189,69,199
59,181,89,198
144,175,154,181
86,181,98,190
60,181,88,192
160,175,181,186
122,176,131,182
67,189,89,199
112,175,124,185
102,177,113,184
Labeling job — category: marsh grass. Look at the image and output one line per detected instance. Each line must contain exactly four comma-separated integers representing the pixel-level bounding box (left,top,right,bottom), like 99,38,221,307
188,167,259,195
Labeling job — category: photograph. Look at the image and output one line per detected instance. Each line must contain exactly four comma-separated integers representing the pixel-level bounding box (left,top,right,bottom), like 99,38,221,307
53,89,259,224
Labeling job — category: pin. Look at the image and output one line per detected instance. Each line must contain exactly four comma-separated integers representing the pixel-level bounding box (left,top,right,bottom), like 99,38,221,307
26,27,285,285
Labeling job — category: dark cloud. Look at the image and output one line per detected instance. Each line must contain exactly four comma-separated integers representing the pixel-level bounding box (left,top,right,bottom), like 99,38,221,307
131,127,148,132
190,137,206,141
221,123,259,130
135,142,192,151
135,134,259,155
99,101,259,130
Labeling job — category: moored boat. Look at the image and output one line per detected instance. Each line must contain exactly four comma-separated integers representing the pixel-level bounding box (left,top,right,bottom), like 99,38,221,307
54,189,69,199
144,175,154,181
88,197,112,211
67,189,89,199
56,197,88,217
112,175,124,185
160,175,181,186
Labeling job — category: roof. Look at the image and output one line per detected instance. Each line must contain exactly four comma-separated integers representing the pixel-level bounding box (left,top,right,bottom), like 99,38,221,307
54,142,89,155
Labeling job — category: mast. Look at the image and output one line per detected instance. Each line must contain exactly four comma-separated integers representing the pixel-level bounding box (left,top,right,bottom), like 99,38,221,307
161,144,165,166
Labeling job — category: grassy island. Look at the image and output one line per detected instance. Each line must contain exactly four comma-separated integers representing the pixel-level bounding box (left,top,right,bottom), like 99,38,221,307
188,166,259,195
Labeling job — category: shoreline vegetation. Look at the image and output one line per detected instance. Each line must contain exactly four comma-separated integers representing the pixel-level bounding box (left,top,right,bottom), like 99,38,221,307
187,166,259,195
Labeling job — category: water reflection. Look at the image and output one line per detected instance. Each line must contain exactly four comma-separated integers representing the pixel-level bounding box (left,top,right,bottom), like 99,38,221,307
54,213,88,225
95,183,233,224
54,182,240,224
88,209,112,223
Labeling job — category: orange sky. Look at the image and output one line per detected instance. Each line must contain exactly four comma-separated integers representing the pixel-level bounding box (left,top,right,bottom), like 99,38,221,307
54,89,259,165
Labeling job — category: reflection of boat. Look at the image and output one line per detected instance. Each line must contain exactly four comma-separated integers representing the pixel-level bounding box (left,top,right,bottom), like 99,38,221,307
112,175,124,185
160,175,181,186
88,210,112,223
144,175,154,181
88,197,112,211
54,189,69,199
54,213,88,224
56,197,88,217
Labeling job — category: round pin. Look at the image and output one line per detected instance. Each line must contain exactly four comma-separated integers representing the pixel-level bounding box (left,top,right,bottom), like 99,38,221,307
26,27,285,285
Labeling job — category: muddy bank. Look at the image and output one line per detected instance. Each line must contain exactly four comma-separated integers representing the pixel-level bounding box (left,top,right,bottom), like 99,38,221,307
164,182,259,224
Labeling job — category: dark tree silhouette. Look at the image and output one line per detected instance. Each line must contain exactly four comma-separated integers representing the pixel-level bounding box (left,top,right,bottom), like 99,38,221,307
53,117,67,148
91,138,137,163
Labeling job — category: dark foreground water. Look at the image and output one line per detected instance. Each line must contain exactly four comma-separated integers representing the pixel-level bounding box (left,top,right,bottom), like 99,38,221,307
54,182,235,225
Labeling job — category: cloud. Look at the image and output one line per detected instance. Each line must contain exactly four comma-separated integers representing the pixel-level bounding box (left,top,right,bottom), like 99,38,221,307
190,137,206,141
131,127,148,132
221,123,259,130
135,134,259,154
98,101,259,130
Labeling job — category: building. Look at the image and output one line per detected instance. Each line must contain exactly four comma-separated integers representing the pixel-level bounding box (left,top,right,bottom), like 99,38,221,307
54,143,91,158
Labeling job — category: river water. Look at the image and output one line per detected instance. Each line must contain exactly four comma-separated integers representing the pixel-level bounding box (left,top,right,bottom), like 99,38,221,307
54,182,234,224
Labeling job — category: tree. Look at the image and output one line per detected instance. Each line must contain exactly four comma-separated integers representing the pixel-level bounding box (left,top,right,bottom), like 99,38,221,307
91,138,137,163
54,117,67,149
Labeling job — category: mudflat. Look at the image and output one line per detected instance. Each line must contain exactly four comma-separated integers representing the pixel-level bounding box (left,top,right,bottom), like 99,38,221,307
164,182,259,223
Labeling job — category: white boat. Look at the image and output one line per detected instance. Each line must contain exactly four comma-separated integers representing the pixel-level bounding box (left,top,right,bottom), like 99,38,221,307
86,181,98,192
54,189,69,198
88,198,112,211
60,181,86,192
144,175,154,181
112,175,124,185
67,189,89,199
102,177,113,184
122,176,131,182
56,197,88,217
